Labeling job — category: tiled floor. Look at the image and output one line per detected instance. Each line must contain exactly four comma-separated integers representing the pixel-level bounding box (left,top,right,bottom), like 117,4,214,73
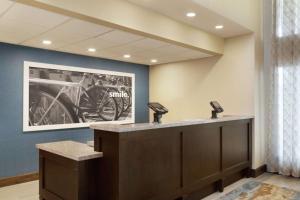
0,173,299,200
0,180,39,200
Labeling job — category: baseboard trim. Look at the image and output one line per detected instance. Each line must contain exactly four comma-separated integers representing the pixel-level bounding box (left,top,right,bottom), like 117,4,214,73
0,172,39,188
250,165,267,178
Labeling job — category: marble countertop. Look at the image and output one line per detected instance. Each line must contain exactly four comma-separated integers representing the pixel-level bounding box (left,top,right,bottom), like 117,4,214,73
36,141,103,161
90,115,254,133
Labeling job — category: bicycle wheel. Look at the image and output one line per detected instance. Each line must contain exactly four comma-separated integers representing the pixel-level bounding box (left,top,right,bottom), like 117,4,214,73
122,88,132,112
80,86,118,121
110,88,124,119
29,85,79,126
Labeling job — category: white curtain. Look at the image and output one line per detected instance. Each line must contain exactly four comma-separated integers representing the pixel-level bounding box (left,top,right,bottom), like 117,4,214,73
267,0,300,177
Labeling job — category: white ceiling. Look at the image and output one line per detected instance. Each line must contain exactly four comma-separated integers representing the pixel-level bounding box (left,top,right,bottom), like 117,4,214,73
126,0,252,38
0,1,212,65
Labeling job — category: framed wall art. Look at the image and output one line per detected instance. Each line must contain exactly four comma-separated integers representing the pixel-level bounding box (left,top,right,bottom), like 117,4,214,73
23,61,135,132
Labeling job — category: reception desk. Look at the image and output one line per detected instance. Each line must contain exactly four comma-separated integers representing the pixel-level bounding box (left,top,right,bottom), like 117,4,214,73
36,141,103,200
36,116,253,200
90,115,253,200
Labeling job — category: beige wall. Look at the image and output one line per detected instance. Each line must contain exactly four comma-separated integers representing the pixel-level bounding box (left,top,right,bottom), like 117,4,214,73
206,0,265,169
150,32,264,169
150,0,264,169
150,34,255,121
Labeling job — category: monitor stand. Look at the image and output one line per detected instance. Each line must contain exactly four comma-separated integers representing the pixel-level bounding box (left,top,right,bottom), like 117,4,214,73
153,112,163,123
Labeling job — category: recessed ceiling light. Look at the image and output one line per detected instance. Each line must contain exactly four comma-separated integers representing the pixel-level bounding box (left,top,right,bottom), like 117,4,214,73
88,48,96,52
123,54,131,58
215,25,224,29
151,59,158,63
186,12,196,18
42,40,52,45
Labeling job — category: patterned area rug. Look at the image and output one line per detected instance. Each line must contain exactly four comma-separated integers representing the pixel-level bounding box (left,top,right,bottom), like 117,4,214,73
218,181,300,200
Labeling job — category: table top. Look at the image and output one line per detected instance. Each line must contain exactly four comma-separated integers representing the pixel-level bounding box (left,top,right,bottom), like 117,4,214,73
36,140,103,161
90,115,254,133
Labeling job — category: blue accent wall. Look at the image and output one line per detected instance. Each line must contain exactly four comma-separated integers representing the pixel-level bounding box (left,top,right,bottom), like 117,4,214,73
0,42,149,179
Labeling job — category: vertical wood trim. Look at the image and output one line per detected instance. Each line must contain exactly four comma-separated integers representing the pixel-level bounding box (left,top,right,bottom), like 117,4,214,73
248,122,253,165
39,152,44,191
220,126,223,171
180,131,183,188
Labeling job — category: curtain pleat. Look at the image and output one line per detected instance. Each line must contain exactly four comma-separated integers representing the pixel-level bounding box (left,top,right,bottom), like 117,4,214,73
267,0,300,177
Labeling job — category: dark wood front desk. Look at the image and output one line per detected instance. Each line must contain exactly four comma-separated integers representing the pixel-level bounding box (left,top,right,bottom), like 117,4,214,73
92,116,253,200
37,116,253,200
36,141,103,200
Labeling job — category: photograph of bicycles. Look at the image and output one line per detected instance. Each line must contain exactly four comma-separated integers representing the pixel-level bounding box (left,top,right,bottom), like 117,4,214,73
23,61,135,132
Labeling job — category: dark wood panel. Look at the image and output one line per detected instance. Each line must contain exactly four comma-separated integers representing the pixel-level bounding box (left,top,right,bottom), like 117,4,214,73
182,124,221,186
44,159,77,199
223,169,247,187
94,131,120,200
119,128,181,200
92,119,252,200
78,161,98,200
39,150,99,200
93,119,252,200
222,123,249,169
250,165,267,178
41,189,63,200
185,182,218,200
